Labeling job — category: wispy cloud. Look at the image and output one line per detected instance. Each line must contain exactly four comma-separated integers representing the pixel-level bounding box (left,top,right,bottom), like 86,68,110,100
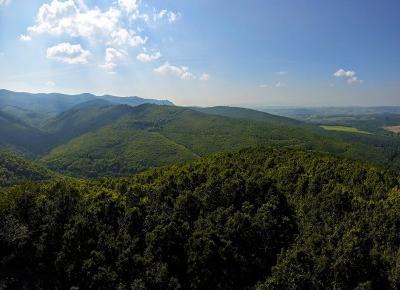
199,73,211,81
155,62,208,81
137,51,161,63
100,47,127,73
0,0,12,6
46,43,90,65
19,34,31,42
46,81,56,87
153,9,180,23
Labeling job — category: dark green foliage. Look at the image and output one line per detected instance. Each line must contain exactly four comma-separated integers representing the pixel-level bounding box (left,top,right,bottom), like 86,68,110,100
38,104,400,177
1,148,400,289
0,111,47,154
0,151,53,186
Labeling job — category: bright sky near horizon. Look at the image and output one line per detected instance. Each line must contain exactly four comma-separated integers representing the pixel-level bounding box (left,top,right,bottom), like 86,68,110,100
0,0,399,107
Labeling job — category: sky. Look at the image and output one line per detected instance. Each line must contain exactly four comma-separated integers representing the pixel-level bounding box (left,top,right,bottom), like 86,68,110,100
0,0,399,107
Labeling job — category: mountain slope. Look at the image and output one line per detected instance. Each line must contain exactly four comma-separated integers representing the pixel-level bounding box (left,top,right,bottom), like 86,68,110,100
0,151,53,187
40,104,385,177
0,111,47,154
42,101,136,148
192,106,301,125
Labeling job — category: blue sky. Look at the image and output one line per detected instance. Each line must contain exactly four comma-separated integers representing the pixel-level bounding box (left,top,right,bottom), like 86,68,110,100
0,0,399,107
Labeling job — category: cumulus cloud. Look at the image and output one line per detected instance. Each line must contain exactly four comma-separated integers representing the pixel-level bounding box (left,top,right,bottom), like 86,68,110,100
118,0,138,14
100,47,126,73
19,34,32,42
46,42,90,64
199,73,211,81
136,51,161,62
259,84,268,88
22,0,200,74
154,62,197,80
333,69,355,78
108,28,147,47
334,68,363,84
153,9,180,23
27,1,122,40
25,0,146,47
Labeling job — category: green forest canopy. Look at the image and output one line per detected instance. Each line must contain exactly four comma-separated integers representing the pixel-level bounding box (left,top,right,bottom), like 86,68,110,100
1,147,400,289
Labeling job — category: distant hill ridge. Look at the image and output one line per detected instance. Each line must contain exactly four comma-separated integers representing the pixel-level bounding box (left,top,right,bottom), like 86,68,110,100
0,89,174,115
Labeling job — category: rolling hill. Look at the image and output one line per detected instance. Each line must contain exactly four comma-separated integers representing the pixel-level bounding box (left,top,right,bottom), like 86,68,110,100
0,150,54,187
39,103,396,177
0,111,47,154
2,91,400,178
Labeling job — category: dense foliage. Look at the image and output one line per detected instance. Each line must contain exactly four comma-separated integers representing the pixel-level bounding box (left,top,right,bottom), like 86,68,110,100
1,148,400,289
38,104,400,177
0,151,53,187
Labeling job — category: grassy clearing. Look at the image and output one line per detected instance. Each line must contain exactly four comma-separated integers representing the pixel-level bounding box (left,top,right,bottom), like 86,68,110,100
384,126,400,134
320,125,371,135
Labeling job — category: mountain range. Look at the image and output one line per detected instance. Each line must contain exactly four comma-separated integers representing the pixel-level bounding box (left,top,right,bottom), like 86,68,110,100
1,89,400,178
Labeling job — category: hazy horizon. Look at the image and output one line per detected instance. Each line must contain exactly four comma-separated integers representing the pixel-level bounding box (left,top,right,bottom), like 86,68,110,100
1,0,399,107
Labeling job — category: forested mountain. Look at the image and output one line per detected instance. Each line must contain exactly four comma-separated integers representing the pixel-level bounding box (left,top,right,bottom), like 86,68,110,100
0,151,53,187
0,89,173,124
2,94,400,177
1,148,399,289
0,111,47,154
41,103,400,177
192,106,301,125
37,103,370,177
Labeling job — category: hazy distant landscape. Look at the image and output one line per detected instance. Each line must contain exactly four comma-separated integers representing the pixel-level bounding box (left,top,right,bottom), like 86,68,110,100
1,0,400,289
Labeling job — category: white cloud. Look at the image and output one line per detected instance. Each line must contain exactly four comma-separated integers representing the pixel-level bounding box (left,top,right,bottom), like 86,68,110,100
137,51,161,62
118,0,149,21
27,1,122,41
333,69,355,78
181,71,196,80
154,62,196,80
19,34,32,42
276,71,287,76
259,84,268,88
334,68,363,85
0,0,12,6
153,9,180,23
347,76,363,84
46,81,56,87
109,28,147,47
21,0,199,76
275,82,286,87
118,0,138,14
199,73,211,81
46,42,90,64
26,0,147,47
100,47,126,73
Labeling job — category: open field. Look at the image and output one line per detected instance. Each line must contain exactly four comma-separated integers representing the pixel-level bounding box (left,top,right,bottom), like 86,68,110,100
320,125,371,134
384,126,400,134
